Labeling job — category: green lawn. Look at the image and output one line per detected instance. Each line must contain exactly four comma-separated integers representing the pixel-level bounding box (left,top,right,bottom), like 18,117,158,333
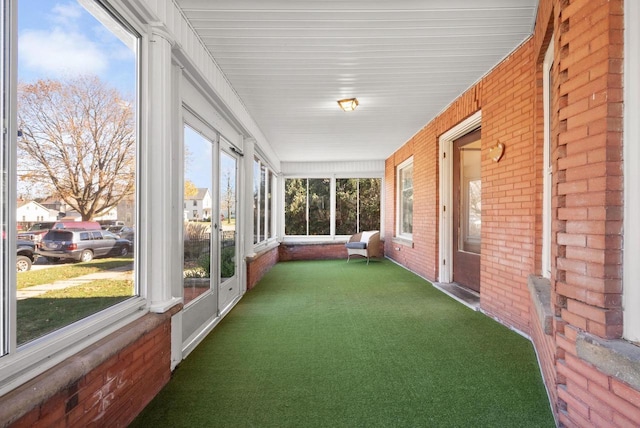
17,279,133,344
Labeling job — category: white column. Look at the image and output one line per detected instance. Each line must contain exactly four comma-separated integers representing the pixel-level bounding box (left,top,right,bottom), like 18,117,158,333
145,26,182,312
243,138,256,258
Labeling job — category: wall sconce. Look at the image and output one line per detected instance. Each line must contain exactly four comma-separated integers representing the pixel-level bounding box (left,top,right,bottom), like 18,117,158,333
337,98,359,112
488,141,505,162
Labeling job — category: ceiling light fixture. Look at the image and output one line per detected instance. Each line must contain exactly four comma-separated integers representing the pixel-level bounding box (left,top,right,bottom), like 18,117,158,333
337,98,359,112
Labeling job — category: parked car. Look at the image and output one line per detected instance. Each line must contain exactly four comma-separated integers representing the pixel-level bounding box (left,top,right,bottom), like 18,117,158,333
107,226,135,243
18,221,101,245
98,220,125,229
17,239,37,272
37,229,131,263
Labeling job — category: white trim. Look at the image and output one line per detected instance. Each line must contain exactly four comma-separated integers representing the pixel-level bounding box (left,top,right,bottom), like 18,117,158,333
438,111,482,283
624,0,640,343
542,38,554,279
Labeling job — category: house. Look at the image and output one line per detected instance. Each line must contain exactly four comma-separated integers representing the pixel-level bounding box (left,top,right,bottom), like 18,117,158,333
16,200,58,224
184,188,212,221
1,0,639,427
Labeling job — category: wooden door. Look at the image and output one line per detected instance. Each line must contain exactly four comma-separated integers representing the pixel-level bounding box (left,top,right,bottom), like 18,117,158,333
452,129,481,292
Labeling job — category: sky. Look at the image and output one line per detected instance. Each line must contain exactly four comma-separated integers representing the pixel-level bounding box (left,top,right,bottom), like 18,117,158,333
185,125,213,190
18,0,136,95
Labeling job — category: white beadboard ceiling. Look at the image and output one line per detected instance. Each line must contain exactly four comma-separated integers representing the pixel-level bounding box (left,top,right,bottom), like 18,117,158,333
174,0,538,163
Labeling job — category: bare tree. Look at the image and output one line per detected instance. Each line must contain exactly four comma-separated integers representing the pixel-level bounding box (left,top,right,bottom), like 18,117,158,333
18,76,135,220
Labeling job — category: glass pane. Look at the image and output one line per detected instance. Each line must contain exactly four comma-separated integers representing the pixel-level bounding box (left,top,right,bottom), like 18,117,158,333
16,0,137,345
219,151,236,281
259,164,266,242
461,145,481,254
467,179,481,239
253,158,260,244
336,178,357,235
183,125,212,305
401,165,413,235
284,178,307,235
267,170,273,239
308,179,330,235
359,178,381,231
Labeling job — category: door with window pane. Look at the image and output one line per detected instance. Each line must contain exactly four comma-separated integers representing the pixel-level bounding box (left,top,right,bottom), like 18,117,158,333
218,146,239,312
453,129,481,292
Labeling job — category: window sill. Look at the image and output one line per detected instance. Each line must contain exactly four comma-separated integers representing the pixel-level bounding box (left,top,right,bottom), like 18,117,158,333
576,332,640,391
247,241,280,261
392,236,414,248
528,274,553,335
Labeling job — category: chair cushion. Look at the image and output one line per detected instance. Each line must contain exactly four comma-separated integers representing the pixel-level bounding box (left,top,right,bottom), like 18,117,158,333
345,242,367,249
360,231,377,243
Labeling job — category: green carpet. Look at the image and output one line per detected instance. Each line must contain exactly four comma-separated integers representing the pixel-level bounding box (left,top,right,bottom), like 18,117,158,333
132,259,554,427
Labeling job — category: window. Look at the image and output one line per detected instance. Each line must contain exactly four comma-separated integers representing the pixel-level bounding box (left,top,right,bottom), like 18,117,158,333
397,158,413,238
1,0,140,380
284,178,331,235
254,156,275,245
336,178,381,235
7,0,138,348
542,38,554,279
283,177,381,237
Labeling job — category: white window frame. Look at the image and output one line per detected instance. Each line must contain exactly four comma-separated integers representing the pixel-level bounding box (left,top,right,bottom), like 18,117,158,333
0,0,147,396
396,157,414,240
624,0,640,343
542,38,554,279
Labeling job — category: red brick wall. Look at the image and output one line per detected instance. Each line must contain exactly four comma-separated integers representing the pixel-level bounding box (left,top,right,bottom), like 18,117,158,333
385,0,639,425
552,0,633,426
246,246,279,290
386,41,537,333
4,310,176,427
480,40,537,333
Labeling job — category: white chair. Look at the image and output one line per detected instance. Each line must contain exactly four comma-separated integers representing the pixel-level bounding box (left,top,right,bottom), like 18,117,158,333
345,231,380,264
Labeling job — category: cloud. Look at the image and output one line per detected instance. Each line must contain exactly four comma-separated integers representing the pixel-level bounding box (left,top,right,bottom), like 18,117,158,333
19,28,108,77
50,2,83,26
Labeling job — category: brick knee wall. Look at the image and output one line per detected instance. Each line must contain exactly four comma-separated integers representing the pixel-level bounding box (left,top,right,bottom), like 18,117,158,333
278,241,384,262
2,307,180,428
247,245,279,291
279,242,347,261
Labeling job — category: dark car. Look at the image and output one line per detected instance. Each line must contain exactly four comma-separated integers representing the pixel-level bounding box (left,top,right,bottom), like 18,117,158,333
17,239,37,272
37,229,131,263
108,226,135,243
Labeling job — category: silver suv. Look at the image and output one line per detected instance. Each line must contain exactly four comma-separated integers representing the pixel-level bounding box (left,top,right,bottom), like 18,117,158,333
38,229,131,263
